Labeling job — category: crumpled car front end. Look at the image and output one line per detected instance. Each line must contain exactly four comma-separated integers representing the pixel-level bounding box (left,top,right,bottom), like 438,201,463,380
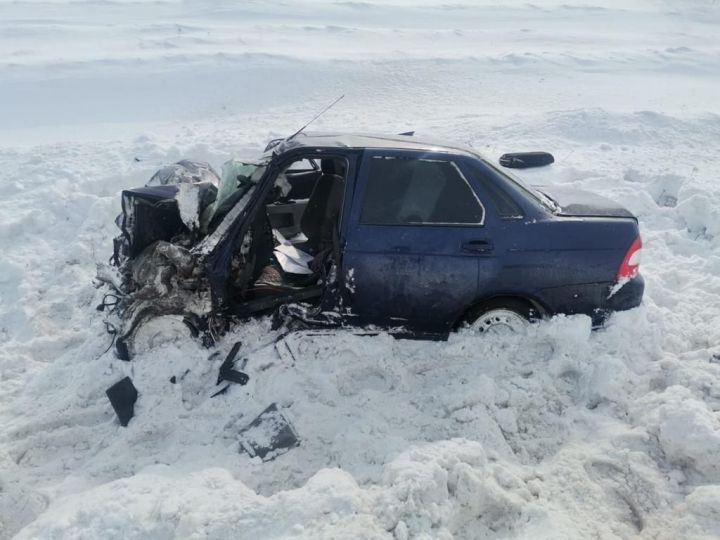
97,159,267,360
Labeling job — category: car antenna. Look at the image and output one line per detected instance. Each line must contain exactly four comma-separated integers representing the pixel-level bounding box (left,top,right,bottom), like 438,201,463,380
286,94,345,142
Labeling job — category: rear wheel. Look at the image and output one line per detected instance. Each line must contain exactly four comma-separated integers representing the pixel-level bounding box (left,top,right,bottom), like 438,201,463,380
463,299,536,336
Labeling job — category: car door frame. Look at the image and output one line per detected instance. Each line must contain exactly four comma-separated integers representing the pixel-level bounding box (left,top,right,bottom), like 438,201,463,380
207,146,361,312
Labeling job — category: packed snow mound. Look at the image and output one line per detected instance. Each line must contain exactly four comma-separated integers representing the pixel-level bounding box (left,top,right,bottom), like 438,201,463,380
13,439,536,539
2,0,720,538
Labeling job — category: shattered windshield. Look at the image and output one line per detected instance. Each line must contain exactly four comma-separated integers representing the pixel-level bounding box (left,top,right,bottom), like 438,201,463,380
194,159,269,253
214,160,267,213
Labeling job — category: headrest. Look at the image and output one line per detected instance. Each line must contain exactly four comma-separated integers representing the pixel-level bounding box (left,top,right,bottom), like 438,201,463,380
320,158,345,176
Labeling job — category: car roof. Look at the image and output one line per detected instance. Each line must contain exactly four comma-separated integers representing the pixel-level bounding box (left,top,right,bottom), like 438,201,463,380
275,131,480,158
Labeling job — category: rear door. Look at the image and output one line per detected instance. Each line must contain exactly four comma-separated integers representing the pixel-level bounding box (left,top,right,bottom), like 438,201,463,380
342,149,498,332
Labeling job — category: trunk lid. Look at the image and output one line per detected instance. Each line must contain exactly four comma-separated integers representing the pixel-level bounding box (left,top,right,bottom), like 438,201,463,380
536,185,635,219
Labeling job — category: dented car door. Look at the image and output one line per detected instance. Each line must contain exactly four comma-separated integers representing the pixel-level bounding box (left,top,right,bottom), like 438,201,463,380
342,150,488,332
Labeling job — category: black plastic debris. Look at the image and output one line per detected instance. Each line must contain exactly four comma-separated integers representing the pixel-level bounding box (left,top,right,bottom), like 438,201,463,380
169,369,191,385
499,151,555,169
216,342,249,386
115,338,131,362
210,385,230,398
238,403,300,461
106,377,138,427
219,367,249,385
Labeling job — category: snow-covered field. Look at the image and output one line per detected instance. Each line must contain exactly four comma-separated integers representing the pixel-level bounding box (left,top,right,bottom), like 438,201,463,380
1,0,720,538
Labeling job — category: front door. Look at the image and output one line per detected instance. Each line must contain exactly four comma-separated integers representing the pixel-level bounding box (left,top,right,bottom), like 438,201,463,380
342,150,499,332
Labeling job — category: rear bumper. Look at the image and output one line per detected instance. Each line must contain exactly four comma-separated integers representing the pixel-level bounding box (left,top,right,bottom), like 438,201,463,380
537,274,644,325
604,274,645,313
589,274,644,326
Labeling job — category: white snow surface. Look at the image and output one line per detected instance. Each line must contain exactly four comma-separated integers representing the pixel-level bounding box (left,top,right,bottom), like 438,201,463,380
1,1,720,538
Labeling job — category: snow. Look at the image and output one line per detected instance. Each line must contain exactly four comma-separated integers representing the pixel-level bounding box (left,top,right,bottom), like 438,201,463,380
173,183,200,230
1,0,719,539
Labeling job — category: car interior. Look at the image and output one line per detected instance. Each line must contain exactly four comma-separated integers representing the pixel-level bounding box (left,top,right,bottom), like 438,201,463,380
235,156,348,300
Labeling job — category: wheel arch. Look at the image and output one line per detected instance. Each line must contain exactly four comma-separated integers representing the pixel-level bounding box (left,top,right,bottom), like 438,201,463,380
453,293,549,330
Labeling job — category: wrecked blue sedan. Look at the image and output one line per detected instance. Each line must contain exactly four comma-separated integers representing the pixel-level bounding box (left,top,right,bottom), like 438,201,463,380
99,132,644,359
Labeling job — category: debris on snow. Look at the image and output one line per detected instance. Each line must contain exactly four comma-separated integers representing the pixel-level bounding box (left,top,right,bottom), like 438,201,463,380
216,341,250,387
105,377,139,427
239,403,300,461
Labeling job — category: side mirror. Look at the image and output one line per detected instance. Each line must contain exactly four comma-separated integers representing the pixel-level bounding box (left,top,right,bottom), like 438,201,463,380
499,152,554,169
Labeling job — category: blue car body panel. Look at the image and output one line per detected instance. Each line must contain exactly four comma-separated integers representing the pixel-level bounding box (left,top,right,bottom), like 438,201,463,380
337,148,642,330
343,149,492,330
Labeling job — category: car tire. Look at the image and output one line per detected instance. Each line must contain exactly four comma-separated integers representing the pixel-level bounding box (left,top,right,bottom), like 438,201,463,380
463,299,536,335
499,152,555,169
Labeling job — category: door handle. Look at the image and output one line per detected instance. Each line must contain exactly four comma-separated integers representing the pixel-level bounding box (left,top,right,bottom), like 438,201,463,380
461,240,494,253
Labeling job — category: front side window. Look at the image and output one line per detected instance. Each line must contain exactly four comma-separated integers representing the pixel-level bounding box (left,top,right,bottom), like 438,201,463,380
360,156,484,225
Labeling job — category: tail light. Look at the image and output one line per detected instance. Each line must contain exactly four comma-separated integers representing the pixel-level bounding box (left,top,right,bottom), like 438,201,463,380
617,236,642,280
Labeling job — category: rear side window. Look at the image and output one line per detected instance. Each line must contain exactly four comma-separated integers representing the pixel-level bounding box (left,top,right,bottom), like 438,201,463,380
468,164,524,219
360,156,484,225
477,173,523,219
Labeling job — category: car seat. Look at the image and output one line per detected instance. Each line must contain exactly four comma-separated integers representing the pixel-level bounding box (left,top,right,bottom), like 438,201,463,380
300,158,345,253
